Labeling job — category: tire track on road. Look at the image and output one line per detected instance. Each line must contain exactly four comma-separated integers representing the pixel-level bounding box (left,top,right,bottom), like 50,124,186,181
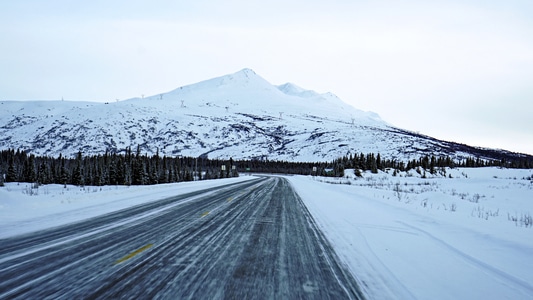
0,176,365,299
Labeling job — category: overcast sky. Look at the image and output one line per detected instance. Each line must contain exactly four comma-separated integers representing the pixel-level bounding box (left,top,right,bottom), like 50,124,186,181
1,0,532,155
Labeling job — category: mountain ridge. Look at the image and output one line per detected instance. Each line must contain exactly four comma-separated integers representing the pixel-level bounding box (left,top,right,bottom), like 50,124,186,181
0,69,531,163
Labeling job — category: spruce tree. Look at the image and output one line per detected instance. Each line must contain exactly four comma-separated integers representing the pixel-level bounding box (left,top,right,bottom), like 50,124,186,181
6,157,17,182
72,152,84,186
22,155,36,183
60,163,68,186
37,162,48,185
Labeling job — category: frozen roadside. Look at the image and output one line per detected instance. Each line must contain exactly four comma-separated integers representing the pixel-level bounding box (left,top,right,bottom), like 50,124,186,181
0,176,257,239
286,168,533,299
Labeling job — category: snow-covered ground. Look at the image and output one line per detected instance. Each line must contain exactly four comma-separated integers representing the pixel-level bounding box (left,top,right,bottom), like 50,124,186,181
288,167,533,299
0,177,255,239
1,167,532,299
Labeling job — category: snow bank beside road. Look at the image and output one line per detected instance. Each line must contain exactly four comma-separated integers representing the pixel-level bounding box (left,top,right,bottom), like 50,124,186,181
288,167,533,299
0,177,255,239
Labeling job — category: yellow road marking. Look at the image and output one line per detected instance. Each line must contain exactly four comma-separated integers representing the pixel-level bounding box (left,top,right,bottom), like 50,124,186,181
201,211,210,217
114,244,153,265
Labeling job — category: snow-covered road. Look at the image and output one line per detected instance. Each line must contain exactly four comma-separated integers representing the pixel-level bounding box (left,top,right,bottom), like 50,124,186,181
0,177,362,299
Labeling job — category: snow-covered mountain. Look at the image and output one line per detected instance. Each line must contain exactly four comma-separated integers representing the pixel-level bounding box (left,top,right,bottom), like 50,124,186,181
0,68,529,162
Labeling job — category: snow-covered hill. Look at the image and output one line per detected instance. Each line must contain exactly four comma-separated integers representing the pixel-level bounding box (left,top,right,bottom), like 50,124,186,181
0,68,528,161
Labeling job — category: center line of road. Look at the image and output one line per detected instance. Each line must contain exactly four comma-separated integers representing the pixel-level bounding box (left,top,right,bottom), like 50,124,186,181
201,211,210,217
114,244,154,265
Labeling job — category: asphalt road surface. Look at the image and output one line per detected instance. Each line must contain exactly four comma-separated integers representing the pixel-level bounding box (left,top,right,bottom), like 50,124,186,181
0,177,364,299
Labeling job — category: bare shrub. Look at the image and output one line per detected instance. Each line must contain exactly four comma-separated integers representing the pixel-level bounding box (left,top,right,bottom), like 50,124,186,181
22,183,39,196
472,206,498,220
521,213,532,228
470,193,484,203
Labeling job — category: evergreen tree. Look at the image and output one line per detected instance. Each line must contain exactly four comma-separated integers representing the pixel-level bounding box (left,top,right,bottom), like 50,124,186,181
108,159,117,185
132,159,146,185
37,162,49,185
6,157,17,182
71,151,84,186
60,161,68,186
22,154,36,183
159,157,169,183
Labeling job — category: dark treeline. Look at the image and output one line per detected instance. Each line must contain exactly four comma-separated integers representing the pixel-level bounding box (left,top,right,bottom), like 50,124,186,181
1,148,532,186
0,147,239,186
332,152,533,177
240,153,533,178
235,159,331,176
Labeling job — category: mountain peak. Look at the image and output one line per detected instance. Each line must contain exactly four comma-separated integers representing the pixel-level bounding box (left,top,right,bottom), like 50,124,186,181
223,68,266,84
236,68,256,75
196,68,272,90
153,69,383,123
